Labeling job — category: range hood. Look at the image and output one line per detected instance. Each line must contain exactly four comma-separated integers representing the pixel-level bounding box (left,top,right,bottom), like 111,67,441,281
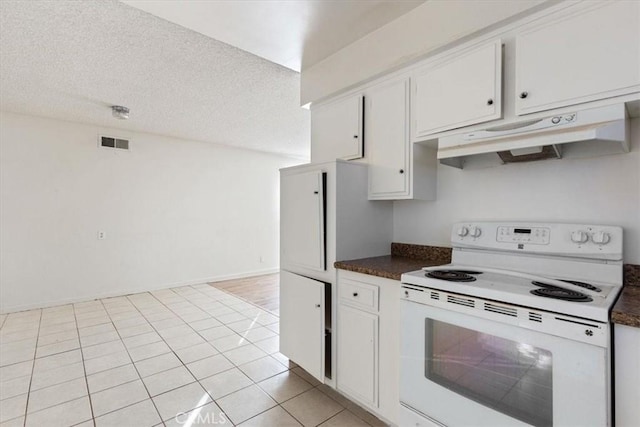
438,104,629,169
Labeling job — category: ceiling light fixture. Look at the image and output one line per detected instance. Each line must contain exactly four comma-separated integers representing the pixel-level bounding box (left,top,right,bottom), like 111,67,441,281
111,105,130,120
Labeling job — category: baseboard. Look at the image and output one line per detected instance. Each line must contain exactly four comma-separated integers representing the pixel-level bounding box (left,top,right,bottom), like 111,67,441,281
0,268,280,314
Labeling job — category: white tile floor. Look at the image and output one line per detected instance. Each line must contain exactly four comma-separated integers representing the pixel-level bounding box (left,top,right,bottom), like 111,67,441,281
0,284,386,426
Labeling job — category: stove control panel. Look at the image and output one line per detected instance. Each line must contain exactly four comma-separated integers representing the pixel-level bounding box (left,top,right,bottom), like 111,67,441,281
451,222,623,260
497,226,550,245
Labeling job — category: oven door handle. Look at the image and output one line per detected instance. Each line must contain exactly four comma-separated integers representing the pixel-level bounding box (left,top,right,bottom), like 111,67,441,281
422,265,604,298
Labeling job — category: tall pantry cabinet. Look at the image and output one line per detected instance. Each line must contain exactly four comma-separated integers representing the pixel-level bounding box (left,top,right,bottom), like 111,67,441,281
279,160,392,383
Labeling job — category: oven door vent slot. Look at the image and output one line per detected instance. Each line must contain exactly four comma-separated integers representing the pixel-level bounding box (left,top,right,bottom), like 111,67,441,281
447,295,475,308
430,292,440,300
529,312,542,322
484,303,518,317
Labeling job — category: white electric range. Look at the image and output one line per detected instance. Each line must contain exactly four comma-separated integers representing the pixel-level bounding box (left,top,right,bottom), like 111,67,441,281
399,222,623,427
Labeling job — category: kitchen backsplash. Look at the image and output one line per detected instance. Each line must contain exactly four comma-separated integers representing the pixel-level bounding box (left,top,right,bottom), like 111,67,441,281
624,264,640,287
391,242,452,263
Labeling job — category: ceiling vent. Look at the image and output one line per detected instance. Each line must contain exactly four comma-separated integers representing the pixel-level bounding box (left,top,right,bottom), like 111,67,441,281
99,135,130,151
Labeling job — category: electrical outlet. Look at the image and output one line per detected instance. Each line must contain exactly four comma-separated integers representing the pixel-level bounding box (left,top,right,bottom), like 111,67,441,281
97,231,106,240
259,256,263,263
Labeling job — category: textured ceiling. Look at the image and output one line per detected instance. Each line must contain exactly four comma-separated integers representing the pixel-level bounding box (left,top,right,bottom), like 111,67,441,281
0,0,310,158
121,0,426,72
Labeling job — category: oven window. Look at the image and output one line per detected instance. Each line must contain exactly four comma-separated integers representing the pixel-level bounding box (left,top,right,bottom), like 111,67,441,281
425,319,553,427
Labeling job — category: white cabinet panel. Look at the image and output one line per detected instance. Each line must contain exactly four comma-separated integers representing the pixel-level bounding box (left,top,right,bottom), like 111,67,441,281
280,170,325,271
311,94,364,163
366,79,409,198
515,1,640,115
412,39,502,138
337,304,378,406
367,78,437,201
338,279,379,312
279,271,325,383
337,271,401,424
615,324,640,427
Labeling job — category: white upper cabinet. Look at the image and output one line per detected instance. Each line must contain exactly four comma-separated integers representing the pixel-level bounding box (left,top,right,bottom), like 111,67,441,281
311,94,364,163
280,170,325,271
366,79,409,199
366,78,437,201
515,1,640,116
412,39,502,140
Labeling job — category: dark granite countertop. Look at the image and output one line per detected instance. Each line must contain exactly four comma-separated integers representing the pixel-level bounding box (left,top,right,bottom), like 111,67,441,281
334,243,451,281
335,255,448,281
612,264,640,328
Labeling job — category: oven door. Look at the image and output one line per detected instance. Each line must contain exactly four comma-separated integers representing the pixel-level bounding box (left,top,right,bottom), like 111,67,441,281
400,298,610,427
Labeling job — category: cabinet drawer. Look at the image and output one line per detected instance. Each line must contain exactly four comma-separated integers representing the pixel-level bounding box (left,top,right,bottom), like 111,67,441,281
339,279,379,312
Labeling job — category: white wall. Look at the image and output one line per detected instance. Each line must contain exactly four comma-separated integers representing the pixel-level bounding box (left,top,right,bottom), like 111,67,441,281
394,119,640,264
300,0,547,105
0,112,302,313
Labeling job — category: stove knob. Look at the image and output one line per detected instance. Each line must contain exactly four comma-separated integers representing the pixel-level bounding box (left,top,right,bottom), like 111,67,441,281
457,227,469,237
592,231,610,245
571,230,588,244
469,226,482,238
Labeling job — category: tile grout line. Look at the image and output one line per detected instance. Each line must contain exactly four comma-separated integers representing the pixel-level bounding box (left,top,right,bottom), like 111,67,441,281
72,303,97,427
186,285,282,359
21,308,43,427
143,285,282,425
141,287,241,366
184,285,315,427
318,408,351,426
128,288,236,423
201,284,377,427
0,313,8,329
98,297,166,425
124,288,267,420
3,283,378,427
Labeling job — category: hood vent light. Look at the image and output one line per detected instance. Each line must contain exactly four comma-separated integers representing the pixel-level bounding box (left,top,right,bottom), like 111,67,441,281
438,104,628,169
497,144,561,163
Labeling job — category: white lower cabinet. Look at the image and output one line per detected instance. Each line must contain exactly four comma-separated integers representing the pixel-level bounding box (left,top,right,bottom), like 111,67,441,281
615,323,640,427
337,304,378,406
279,271,326,383
337,271,400,425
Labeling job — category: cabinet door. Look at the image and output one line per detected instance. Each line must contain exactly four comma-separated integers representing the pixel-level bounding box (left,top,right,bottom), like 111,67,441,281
515,1,640,115
311,94,364,163
337,304,378,406
615,324,640,427
279,271,325,382
280,170,325,271
412,39,502,138
367,79,409,199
